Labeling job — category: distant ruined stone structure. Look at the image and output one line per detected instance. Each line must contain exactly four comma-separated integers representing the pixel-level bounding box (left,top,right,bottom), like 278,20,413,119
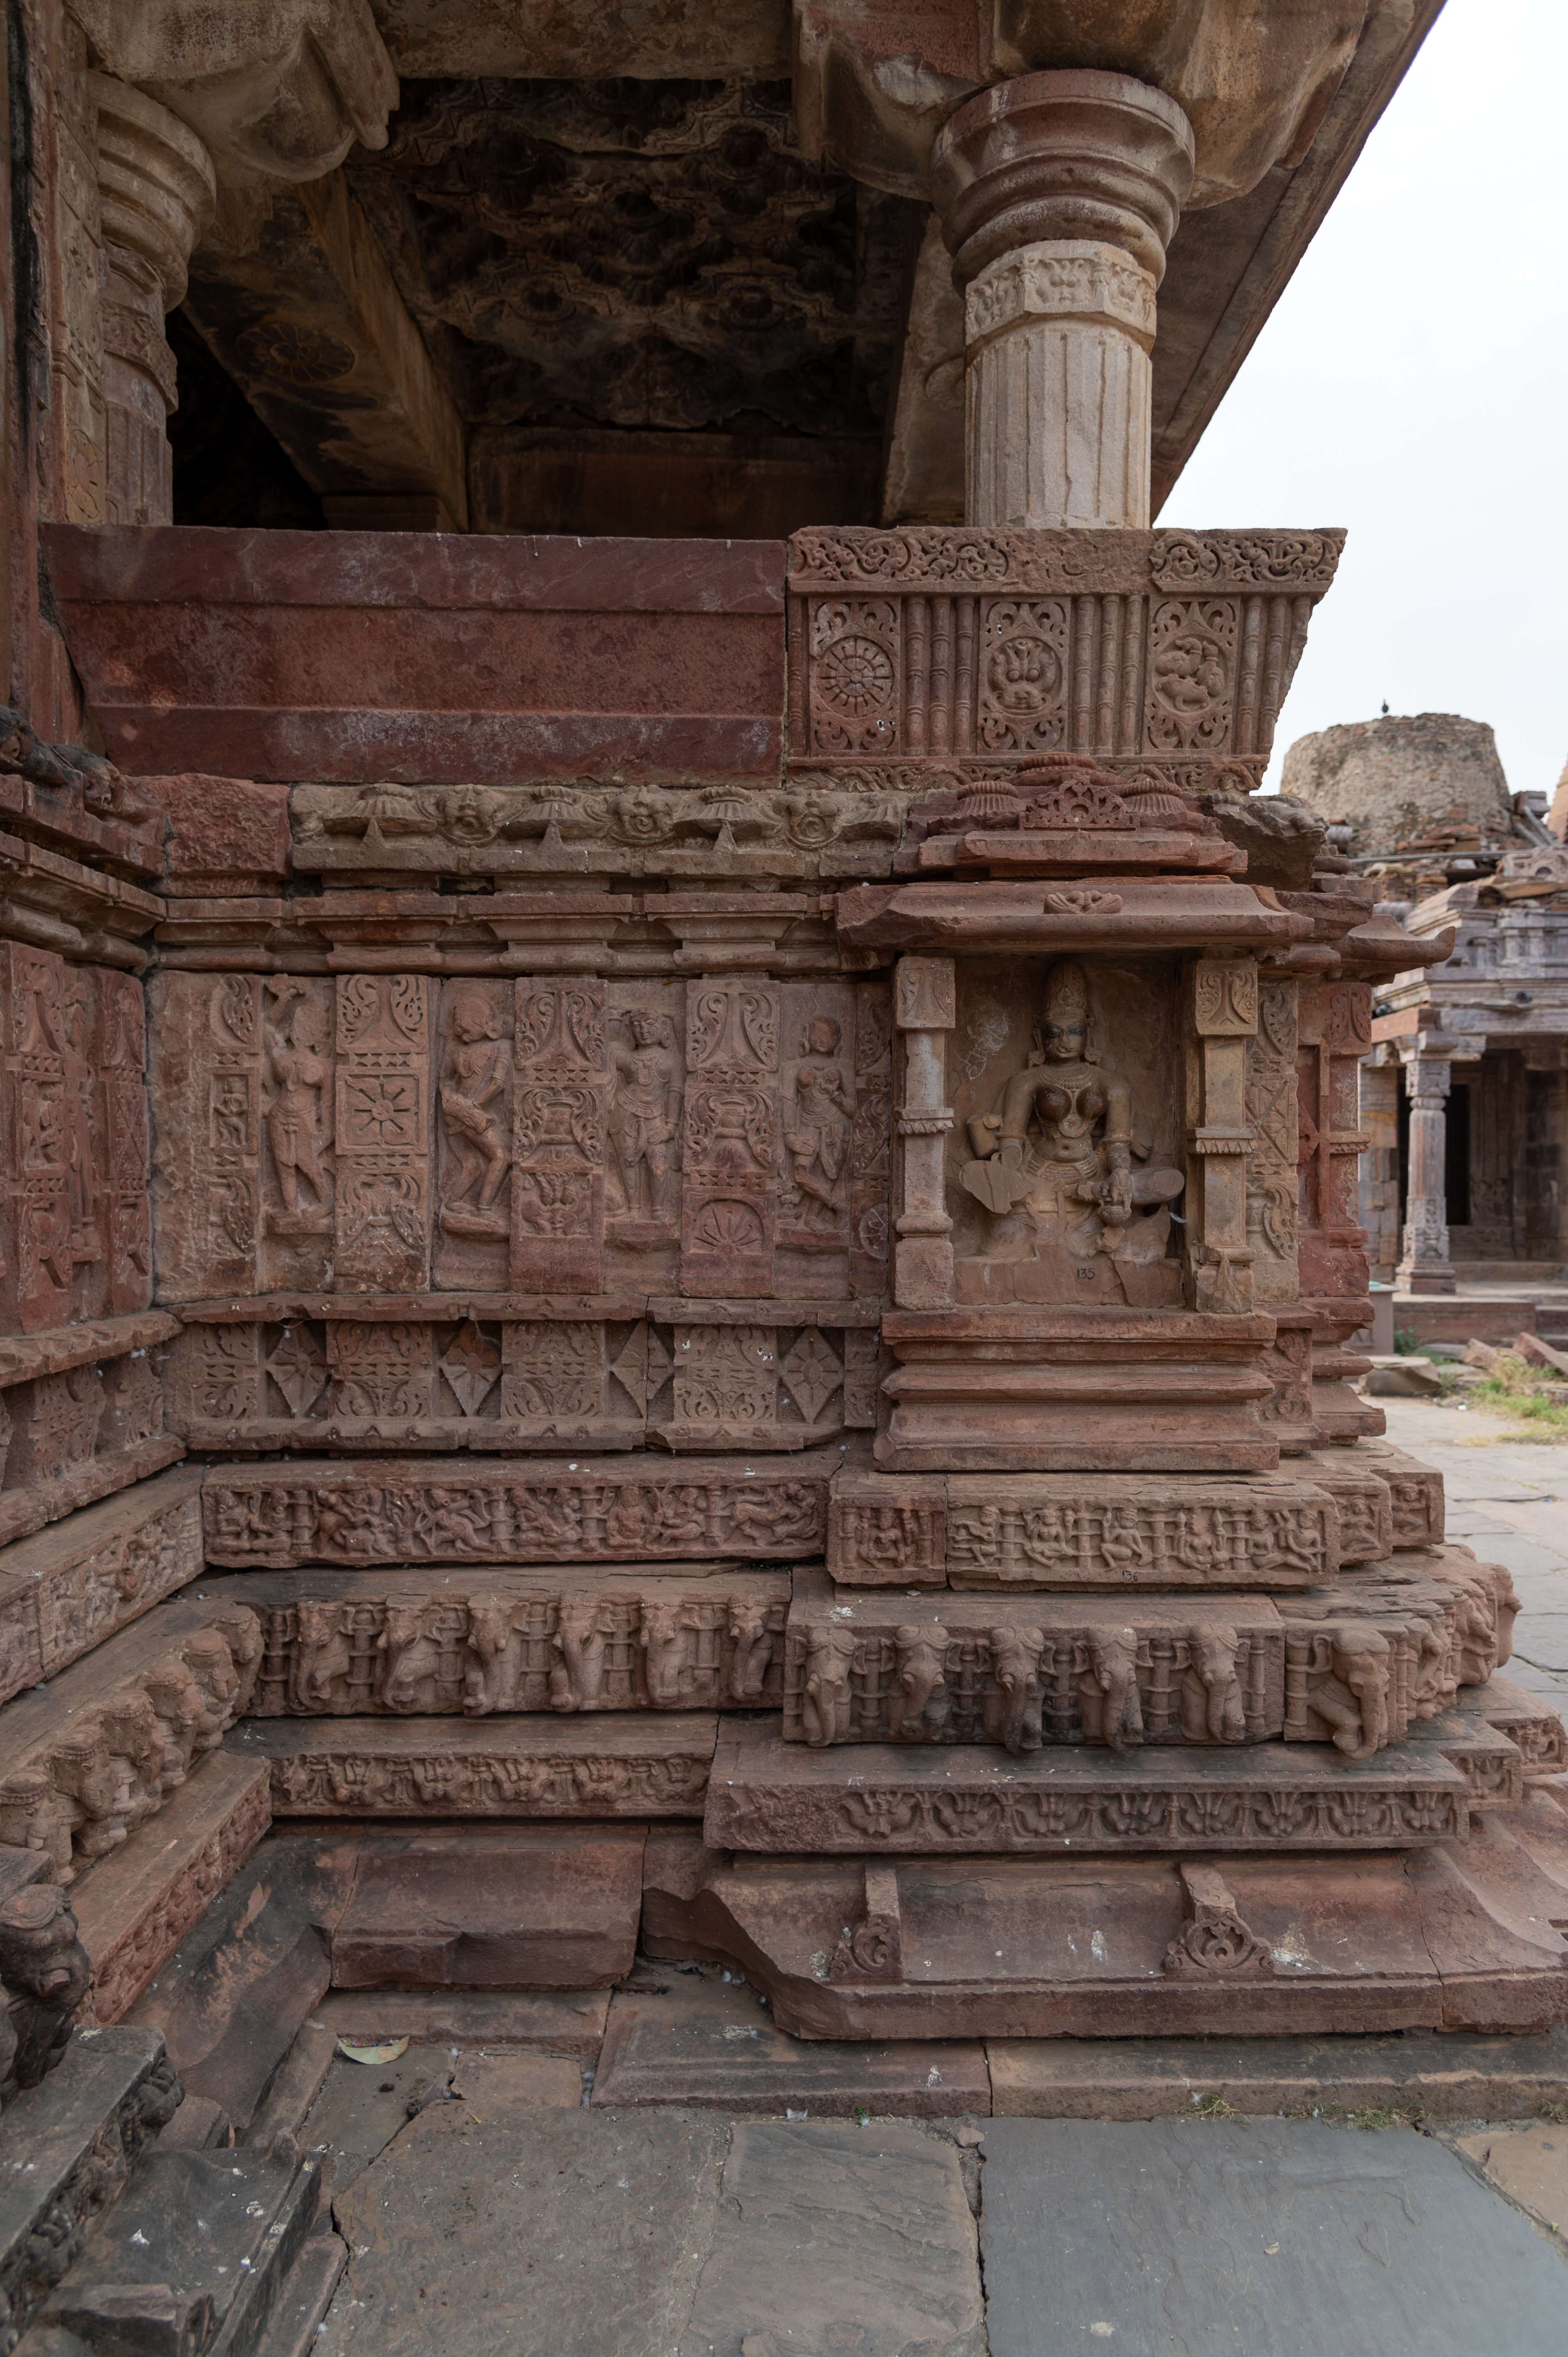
1285,715,1568,1291
4,13,1567,2330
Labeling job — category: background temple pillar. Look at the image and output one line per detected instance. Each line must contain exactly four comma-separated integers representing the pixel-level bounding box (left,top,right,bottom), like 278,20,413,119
1396,1047,1457,1294
90,76,214,526
931,70,1194,529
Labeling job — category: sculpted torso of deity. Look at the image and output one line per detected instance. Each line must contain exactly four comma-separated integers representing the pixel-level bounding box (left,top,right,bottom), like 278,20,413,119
608,1010,682,1220
957,961,1184,1307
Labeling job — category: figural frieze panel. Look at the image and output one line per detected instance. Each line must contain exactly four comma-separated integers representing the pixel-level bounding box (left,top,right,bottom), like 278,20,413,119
152,971,891,1307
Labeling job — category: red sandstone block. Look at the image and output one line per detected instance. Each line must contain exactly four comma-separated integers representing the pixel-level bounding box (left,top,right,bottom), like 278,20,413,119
329,1824,647,1990
42,525,786,786
137,772,291,893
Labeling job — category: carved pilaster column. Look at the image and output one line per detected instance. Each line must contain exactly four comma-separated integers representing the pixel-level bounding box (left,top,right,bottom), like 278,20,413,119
932,70,1194,529
1187,956,1258,1314
90,76,215,526
1396,1050,1456,1295
893,956,955,1310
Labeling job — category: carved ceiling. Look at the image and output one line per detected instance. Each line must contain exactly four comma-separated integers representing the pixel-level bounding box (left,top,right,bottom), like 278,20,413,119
344,77,908,443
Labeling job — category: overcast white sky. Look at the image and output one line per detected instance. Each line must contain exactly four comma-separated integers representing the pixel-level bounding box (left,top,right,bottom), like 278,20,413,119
1159,0,1568,797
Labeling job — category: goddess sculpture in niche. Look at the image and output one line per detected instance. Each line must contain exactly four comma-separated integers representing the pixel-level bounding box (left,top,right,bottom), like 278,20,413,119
956,960,1184,1308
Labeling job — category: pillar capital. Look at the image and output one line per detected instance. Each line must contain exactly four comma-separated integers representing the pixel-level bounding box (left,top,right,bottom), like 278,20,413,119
932,69,1195,293
91,75,215,312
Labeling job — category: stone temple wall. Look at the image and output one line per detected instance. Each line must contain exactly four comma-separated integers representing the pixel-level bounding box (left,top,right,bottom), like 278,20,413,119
2,516,1565,2086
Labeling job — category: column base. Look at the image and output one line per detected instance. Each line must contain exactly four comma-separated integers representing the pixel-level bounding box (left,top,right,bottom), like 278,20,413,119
1396,1268,1459,1296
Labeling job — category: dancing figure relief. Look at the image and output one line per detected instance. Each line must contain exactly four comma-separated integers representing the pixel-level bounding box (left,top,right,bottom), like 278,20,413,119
439,992,512,1239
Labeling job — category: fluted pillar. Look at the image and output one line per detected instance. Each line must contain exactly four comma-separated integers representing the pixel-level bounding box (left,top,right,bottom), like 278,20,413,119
932,70,1194,529
90,76,215,526
1396,1051,1456,1295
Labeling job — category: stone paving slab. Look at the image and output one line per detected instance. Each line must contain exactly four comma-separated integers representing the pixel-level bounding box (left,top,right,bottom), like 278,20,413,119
675,2121,985,2357
592,1969,990,2116
322,2109,731,2357
985,2027,1568,2119
1455,2123,1568,2242
313,1987,609,2056
979,2118,1568,2355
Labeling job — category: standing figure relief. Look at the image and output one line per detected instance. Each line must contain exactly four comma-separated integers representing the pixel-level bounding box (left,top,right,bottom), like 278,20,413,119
607,1009,683,1236
264,982,333,1235
439,991,512,1239
783,1016,852,1231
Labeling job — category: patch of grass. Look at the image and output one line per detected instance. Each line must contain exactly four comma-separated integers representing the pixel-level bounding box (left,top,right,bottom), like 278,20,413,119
1468,1353,1568,1438
1180,2093,1246,2122
1283,2103,1420,2131
1393,1328,1422,1355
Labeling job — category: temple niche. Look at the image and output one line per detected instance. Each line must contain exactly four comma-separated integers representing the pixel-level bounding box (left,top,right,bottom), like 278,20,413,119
951,955,1184,1308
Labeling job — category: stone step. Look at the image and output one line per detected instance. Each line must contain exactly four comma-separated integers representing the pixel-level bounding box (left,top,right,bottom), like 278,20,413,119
21,2134,326,2357
308,1987,609,2058
985,2023,1568,2120
705,1720,1477,1856
216,1564,789,1717
591,1968,989,2116
644,1799,1568,2040
0,2025,180,2350
229,1710,717,1819
328,1824,646,1990
127,1829,364,2136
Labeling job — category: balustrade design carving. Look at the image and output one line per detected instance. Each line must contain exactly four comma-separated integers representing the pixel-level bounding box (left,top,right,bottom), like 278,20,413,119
164,1301,879,1453
787,529,1342,786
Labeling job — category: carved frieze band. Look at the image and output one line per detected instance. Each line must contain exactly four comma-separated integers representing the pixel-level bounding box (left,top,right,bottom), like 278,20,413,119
0,1469,204,1707
236,1717,716,1818
165,1299,881,1453
787,1556,1516,1761
202,1459,829,1566
151,972,892,1308
239,1571,788,1718
0,1605,262,1884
